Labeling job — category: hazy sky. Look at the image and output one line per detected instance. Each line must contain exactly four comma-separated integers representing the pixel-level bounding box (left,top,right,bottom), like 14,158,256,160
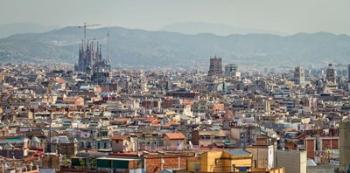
0,0,350,34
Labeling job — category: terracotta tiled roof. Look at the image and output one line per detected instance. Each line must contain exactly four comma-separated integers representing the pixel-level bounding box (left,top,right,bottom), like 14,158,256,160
111,135,127,140
164,132,185,140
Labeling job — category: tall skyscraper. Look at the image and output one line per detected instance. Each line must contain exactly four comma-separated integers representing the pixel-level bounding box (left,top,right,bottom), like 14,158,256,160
224,64,238,76
326,63,336,84
294,66,305,85
208,56,223,76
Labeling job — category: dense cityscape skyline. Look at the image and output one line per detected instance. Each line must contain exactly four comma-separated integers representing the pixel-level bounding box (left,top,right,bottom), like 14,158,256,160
1,1,350,173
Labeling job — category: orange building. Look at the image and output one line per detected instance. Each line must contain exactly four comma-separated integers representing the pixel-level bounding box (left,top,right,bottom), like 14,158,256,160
63,96,84,106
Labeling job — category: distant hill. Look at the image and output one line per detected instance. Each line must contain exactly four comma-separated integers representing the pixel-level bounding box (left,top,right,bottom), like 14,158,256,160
161,22,284,36
0,23,57,38
0,26,349,68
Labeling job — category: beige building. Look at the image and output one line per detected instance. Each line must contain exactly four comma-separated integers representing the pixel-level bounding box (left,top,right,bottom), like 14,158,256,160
200,149,252,172
111,135,136,152
247,145,275,169
275,150,306,173
164,132,186,150
197,130,227,147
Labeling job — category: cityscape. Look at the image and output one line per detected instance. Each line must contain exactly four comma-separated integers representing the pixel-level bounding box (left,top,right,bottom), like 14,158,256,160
1,0,350,173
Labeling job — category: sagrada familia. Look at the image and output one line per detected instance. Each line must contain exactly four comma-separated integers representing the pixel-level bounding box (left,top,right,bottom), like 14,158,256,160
75,40,111,84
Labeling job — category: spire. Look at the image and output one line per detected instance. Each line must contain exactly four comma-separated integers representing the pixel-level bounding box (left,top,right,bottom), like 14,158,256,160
96,42,99,59
222,77,226,94
99,44,102,59
76,37,111,75
80,40,84,51
96,42,99,52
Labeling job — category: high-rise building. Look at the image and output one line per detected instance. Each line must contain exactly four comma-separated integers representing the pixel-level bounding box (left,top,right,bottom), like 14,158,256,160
224,64,238,76
208,56,223,76
326,63,336,84
294,66,305,85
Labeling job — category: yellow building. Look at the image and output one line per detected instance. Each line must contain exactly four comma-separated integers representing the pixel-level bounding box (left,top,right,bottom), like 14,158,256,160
200,149,252,172
185,149,285,173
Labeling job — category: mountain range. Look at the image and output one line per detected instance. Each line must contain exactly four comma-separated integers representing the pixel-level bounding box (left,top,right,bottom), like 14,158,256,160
161,22,285,36
0,26,349,68
0,23,57,38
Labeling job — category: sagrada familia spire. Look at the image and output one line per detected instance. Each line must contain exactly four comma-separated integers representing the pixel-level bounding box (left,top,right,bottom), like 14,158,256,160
75,40,111,83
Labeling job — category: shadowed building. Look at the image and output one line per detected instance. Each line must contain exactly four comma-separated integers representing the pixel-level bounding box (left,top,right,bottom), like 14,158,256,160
75,40,111,84
325,64,336,84
294,66,305,85
340,121,350,172
208,56,223,77
225,64,238,76
75,41,104,73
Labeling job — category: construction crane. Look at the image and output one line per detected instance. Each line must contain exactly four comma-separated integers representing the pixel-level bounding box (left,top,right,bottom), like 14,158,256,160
77,23,100,41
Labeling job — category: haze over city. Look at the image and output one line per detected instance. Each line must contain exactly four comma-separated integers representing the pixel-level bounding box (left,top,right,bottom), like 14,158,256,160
1,0,350,35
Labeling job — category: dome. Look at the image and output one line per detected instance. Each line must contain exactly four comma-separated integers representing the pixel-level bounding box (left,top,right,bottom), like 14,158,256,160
32,136,41,144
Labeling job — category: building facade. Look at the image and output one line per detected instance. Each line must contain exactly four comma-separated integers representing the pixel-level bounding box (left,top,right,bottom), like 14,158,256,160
224,64,238,77
294,66,305,85
208,56,223,77
326,64,336,84
75,40,111,84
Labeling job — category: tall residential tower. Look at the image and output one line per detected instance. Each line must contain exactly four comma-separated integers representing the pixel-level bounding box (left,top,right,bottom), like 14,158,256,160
294,66,305,85
325,63,336,84
208,56,223,77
